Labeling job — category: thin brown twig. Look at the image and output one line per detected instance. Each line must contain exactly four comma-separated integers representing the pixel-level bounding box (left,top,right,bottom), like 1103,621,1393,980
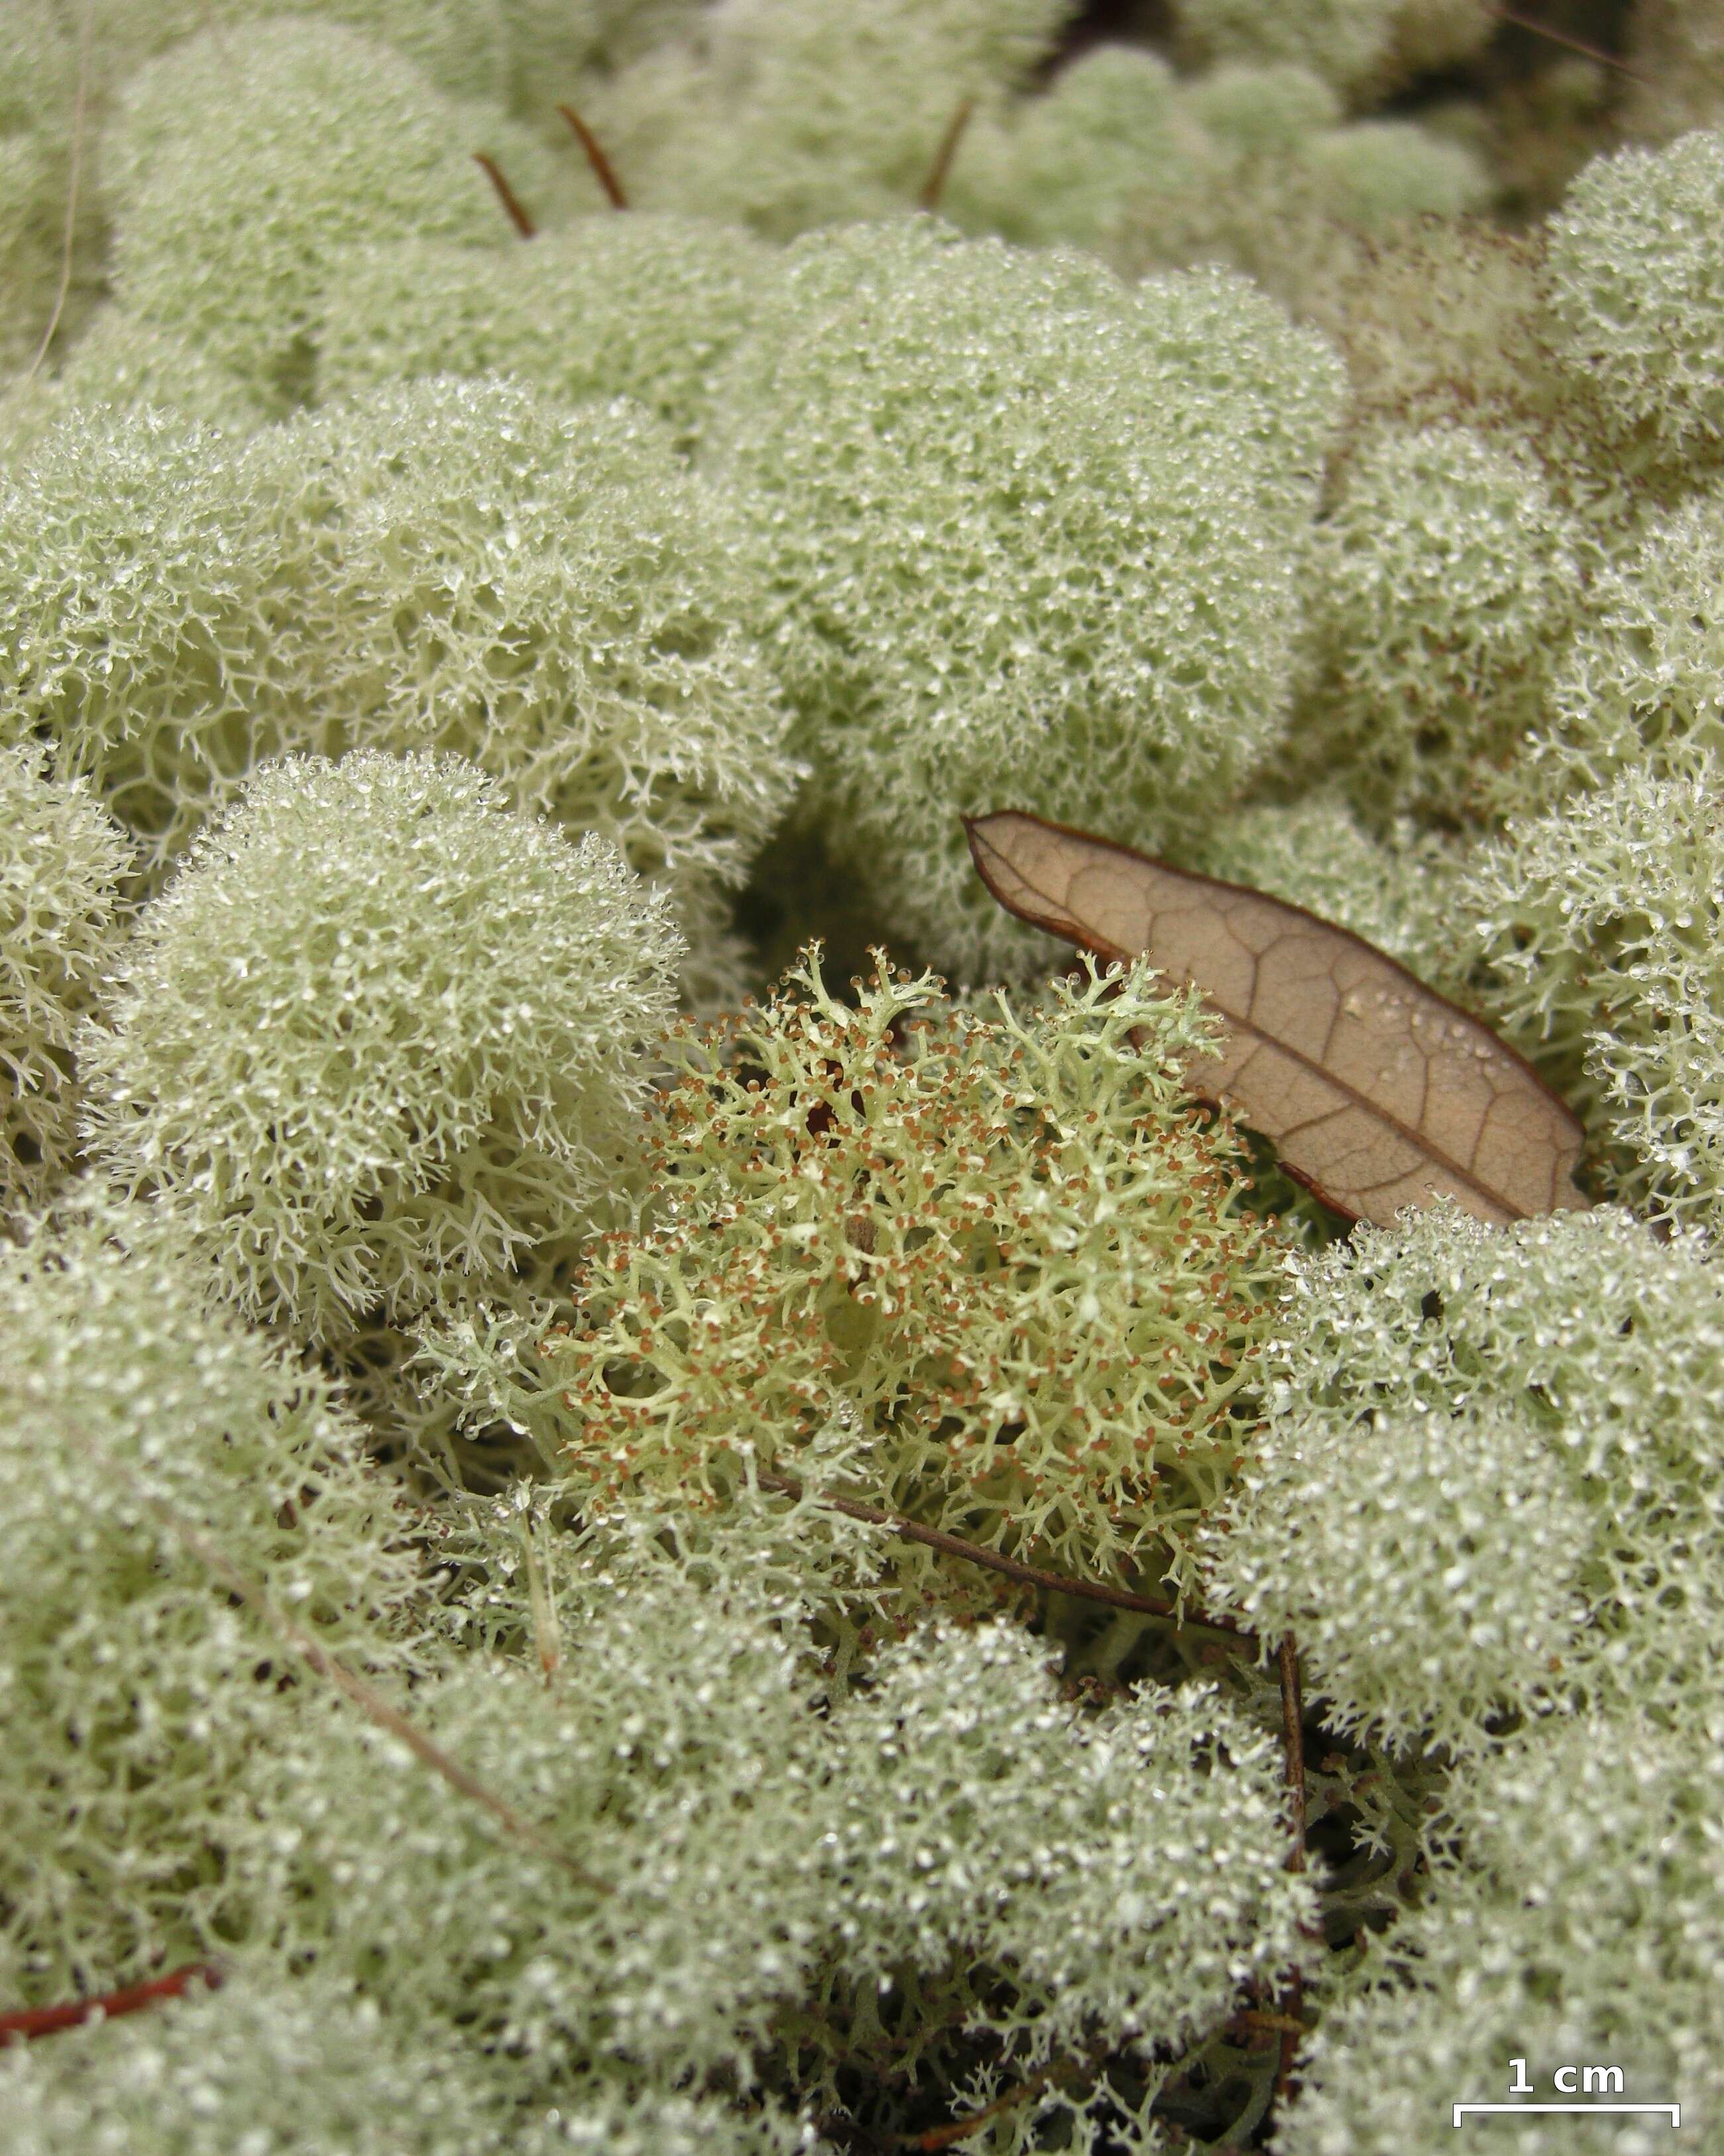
472,152,537,238
113,1481,606,1893
1,1962,225,2044
899,2062,1057,2149
557,103,629,209
175,1508,602,1886
1277,1976,1310,2101
26,0,93,379
1279,1634,1307,1861
1237,2007,1311,2038
917,97,974,213
1491,5,1649,83
1275,1632,1309,2104
755,1473,1257,1642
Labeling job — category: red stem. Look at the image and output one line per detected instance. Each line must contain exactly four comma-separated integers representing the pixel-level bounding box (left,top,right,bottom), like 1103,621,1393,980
0,1962,224,2044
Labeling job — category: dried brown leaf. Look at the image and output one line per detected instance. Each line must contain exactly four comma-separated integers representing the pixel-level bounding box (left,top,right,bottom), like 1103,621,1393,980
964,809,1588,1228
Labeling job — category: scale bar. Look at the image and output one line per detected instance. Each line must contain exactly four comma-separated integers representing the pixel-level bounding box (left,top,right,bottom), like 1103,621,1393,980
1454,2105,1680,2126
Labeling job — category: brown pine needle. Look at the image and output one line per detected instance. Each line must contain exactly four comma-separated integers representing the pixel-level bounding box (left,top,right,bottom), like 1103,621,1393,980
755,1472,1257,1642
472,152,537,237
26,0,93,379
917,97,974,213
557,103,629,210
1491,6,1649,83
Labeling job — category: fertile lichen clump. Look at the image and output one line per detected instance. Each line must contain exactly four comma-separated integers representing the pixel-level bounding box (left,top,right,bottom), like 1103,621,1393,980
0,743,133,1223
1542,124,1724,471
1202,1203,1724,1752
1304,423,1580,822
708,219,1345,977
1463,752,1724,1231
104,21,515,409
317,217,773,447
471,949,1281,1596
79,750,682,1345
1296,215,1550,439
1279,1714,1724,2155
0,1185,425,1999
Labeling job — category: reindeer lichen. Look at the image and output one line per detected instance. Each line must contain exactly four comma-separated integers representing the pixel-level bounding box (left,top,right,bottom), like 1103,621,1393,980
0,1185,426,1998
105,21,520,408
0,741,132,1223
707,219,1345,978
1203,1202,1724,1751
78,750,681,1345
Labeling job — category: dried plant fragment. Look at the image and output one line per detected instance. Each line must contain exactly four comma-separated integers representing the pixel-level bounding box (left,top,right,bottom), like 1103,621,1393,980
0,1963,223,2044
966,809,1587,1227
